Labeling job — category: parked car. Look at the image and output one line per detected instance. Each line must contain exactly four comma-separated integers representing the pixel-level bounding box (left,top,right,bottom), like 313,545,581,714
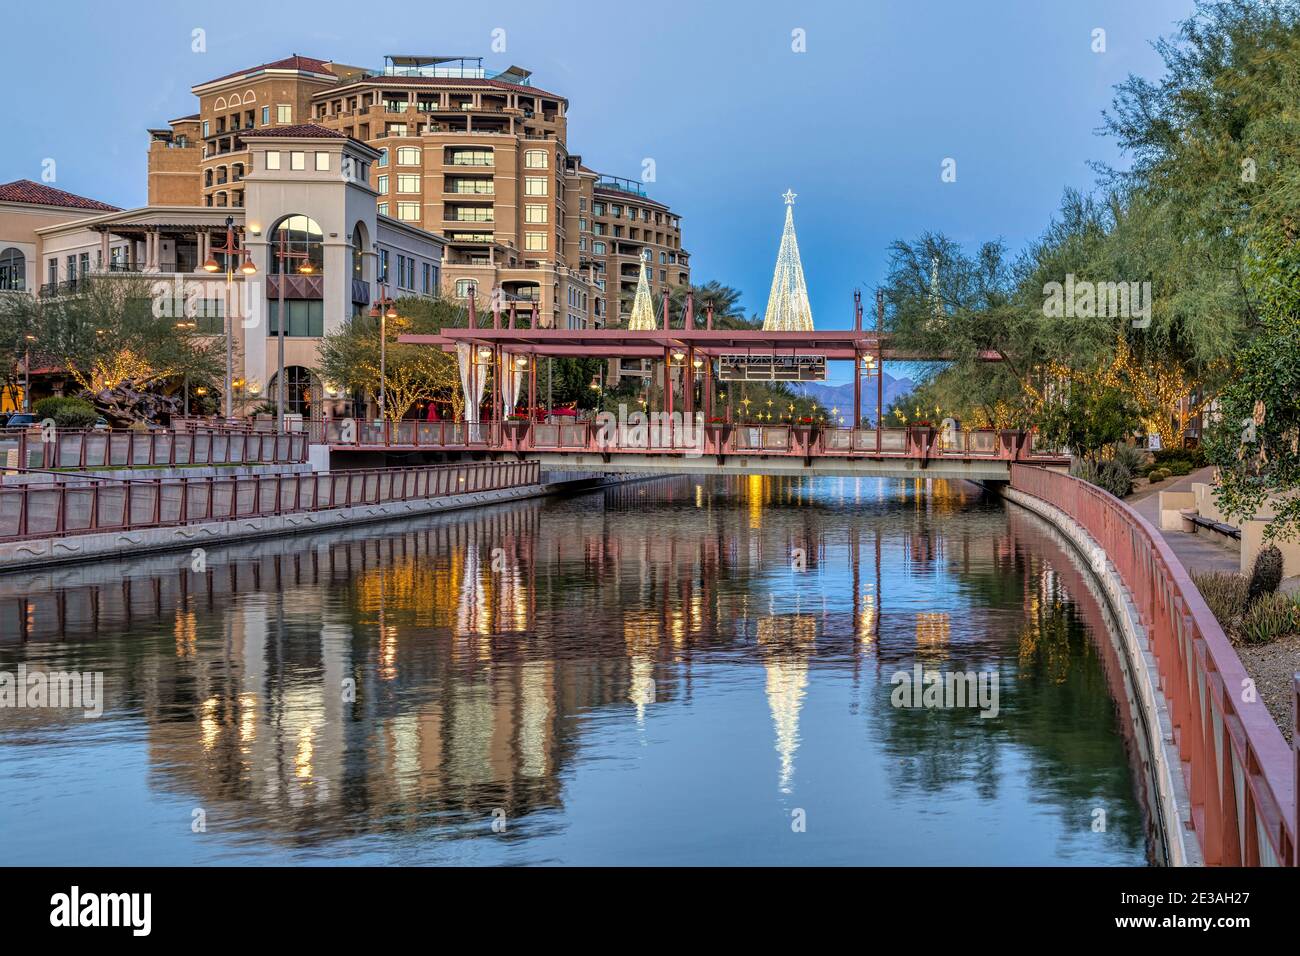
93,417,109,431
3,413,37,428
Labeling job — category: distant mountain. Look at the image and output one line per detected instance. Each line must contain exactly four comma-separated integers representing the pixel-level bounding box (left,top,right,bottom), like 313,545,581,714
793,373,914,426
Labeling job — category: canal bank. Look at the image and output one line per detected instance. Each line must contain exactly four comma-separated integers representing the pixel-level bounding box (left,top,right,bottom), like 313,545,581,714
0,468,634,574
995,482,1202,866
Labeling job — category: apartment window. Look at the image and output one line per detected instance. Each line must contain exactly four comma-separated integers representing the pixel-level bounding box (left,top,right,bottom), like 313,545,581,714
524,149,548,168
194,297,225,335
276,104,292,124
448,232,494,243
268,299,324,337
47,259,57,284
396,146,421,165
524,232,547,251
387,123,407,137
580,218,588,231
596,278,606,292
261,106,270,126
397,202,420,221
378,249,390,282
449,205,493,222
377,202,389,217
377,175,389,193
378,148,389,167
447,148,493,166
397,174,419,193
290,152,306,170
446,177,493,195
315,152,330,171
593,241,606,255
455,279,477,298
79,252,90,278
524,204,548,224
593,203,604,215
524,177,548,196
266,151,281,170
422,262,432,294
578,237,587,252
612,204,622,217
579,198,587,212
660,252,667,264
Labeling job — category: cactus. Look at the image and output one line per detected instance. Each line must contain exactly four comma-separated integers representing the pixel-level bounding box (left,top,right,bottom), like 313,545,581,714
1246,544,1284,605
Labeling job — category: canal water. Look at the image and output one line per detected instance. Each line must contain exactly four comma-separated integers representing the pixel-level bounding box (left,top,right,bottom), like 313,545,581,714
0,476,1151,865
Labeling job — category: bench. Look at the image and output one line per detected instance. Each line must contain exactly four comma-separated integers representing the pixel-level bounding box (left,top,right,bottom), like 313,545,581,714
1180,509,1242,540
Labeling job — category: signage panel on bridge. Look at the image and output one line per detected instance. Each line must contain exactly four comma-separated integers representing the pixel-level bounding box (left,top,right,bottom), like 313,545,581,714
718,354,827,382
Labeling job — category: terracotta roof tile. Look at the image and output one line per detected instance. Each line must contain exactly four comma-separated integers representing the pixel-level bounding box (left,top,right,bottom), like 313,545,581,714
240,123,348,139
199,55,335,87
0,180,119,212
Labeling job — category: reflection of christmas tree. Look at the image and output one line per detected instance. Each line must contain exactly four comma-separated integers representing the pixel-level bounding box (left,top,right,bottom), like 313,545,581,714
628,258,657,330
762,190,814,331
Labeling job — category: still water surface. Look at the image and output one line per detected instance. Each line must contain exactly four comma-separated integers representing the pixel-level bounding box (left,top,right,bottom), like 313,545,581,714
0,476,1150,865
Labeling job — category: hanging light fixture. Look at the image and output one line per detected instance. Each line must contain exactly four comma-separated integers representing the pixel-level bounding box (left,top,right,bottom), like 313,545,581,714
240,256,257,275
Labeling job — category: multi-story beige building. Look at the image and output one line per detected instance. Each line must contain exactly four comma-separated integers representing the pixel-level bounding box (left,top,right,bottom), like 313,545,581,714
147,54,690,329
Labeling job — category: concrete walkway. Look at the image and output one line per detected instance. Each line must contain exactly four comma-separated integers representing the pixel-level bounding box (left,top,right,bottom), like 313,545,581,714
1128,468,1241,576
1128,468,1299,742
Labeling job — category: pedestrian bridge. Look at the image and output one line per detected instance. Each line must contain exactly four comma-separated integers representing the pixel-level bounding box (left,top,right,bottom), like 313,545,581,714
318,419,1069,480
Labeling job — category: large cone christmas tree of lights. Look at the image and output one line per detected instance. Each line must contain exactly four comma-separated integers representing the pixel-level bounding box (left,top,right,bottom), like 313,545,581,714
762,190,814,332
627,258,657,330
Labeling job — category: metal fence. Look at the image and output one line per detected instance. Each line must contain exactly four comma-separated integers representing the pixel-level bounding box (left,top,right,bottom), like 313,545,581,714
0,460,540,542
1010,464,1296,866
5,429,308,470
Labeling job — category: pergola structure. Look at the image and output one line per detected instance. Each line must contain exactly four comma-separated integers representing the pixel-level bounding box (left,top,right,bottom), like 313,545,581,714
400,290,997,428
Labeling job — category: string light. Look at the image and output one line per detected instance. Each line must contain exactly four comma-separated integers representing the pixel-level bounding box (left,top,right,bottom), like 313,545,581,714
762,191,814,332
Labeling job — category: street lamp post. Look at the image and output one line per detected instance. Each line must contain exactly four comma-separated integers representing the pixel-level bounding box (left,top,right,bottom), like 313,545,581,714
22,334,36,413
369,284,398,432
202,215,256,421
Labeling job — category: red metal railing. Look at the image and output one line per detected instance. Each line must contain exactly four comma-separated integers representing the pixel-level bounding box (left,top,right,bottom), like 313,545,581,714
314,418,1066,464
0,460,540,542
1010,464,1297,866
5,428,308,470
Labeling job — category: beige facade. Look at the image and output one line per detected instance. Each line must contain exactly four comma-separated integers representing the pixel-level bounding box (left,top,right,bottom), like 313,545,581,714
31,128,445,419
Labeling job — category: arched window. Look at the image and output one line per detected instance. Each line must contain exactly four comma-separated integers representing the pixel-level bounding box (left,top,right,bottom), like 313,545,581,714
352,222,368,280
396,146,421,165
0,247,25,291
270,215,324,274
377,147,389,168
268,365,316,417
455,278,477,299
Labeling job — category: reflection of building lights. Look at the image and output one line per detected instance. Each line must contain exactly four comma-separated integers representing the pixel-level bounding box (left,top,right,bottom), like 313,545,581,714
858,592,877,645
200,696,220,751
916,612,951,649
295,724,315,779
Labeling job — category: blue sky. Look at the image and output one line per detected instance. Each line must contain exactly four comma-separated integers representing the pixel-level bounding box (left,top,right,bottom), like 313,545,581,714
3,0,1193,333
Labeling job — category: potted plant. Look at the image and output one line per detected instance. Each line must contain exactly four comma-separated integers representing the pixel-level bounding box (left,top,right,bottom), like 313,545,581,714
704,415,732,449
503,413,530,441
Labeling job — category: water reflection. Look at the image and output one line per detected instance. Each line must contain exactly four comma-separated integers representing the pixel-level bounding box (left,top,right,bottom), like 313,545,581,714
0,475,1150,865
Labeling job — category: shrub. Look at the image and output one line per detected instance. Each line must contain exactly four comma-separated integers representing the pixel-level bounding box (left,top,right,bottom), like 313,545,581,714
32,397,98,429
1247,544,1285,604
1073,458,1133,498
1166,460,1194,477
1110,442,1147,477
1238,592,1298,645
1192,571,1249,630
1153,447,1206,468
1146,468,1168,482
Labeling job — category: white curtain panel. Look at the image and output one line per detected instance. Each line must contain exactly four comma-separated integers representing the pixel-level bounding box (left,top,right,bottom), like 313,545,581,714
455,342,487,427
501,353,524,414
